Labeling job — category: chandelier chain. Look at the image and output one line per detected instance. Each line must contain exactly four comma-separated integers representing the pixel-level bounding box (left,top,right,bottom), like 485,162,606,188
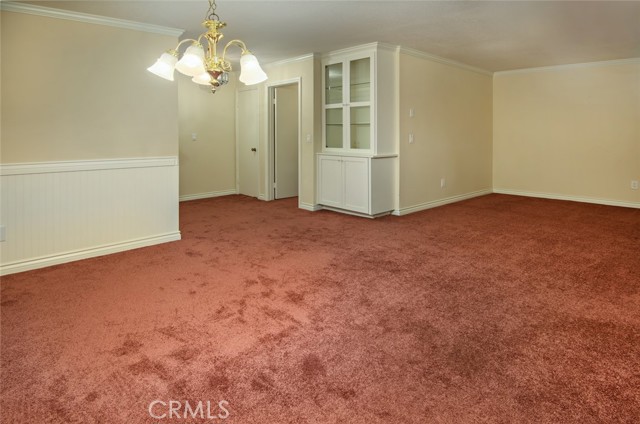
206,0,220,21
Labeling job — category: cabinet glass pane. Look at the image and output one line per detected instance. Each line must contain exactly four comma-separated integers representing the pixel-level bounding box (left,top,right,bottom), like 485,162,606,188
326,109,343,149
350,106,370,150
325,63,343,105
350,58,370,103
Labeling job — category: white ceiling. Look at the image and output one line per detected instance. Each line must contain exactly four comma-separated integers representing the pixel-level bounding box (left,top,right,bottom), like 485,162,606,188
22,1,640,72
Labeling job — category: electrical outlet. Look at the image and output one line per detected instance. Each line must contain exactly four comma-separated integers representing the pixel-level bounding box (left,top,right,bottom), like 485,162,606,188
409,133,414,144
632,180,639,190
409,108,415,118
191,133,197,141
440,178,446,189
306,134,312,143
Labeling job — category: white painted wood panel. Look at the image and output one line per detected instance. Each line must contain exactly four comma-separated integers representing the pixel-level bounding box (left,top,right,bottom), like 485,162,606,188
317,155,344,208
343,157,369,213
370,157,396,215
0,157,180,275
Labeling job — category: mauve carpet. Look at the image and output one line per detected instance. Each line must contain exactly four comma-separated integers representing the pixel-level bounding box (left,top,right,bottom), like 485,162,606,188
1,194,639,423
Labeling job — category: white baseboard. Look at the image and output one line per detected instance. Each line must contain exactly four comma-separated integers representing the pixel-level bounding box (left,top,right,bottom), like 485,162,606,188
0,232,181,276
299,202,322,212
179,189,237,202
393,189,492,216
493,188,640,209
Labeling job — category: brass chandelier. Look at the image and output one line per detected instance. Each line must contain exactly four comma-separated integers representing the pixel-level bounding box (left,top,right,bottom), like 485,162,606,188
147,0,267,93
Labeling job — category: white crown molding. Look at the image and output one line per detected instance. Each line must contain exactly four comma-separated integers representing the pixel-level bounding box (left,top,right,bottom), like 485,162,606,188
493,189,640,209
321,42,391,59
0,157,178,176
0,2,184,37
398,46,493,76
494,57,640,76
264,53,319,68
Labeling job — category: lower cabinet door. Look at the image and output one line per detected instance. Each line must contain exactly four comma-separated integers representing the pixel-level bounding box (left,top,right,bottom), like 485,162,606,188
318,155,344,208
343,157,369,214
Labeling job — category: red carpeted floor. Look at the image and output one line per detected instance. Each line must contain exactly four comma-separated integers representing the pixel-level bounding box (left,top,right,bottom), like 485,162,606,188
1,194,639,423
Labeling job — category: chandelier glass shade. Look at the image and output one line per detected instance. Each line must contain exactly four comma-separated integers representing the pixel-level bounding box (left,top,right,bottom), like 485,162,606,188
147,0,267,93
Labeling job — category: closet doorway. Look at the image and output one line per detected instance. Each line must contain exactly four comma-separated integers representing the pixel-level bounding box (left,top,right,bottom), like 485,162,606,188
267,80,300,200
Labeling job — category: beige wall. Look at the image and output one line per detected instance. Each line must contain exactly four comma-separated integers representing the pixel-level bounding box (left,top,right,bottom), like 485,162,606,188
178,56,319,203
398,52,493,211
178,74,237,198
257,56,320,207
1,11,178,163
494,61,640,205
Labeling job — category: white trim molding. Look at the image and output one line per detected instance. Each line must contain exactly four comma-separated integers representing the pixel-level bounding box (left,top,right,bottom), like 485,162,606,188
264,53,318,69
494,57,640,76
0,157,178,176
0,232,181,276
493,189,640,209
299,202,322,212
0,2,184,37
398,46,493,76
179,189,237,202
393,189,492,216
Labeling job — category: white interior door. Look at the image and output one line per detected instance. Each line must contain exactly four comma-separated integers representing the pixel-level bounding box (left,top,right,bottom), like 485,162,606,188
237,89,259,197
274,84,299,199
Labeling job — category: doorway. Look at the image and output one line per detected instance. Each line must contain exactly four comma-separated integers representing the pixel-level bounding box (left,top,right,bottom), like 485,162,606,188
236,88,259,197
267,80,300,201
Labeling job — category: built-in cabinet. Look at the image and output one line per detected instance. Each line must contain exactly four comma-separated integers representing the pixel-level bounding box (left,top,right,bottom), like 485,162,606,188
318,154,395,216
317,43,398,217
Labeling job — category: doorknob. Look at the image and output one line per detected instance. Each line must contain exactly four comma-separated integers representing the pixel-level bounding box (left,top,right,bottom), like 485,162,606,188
251,148,257,152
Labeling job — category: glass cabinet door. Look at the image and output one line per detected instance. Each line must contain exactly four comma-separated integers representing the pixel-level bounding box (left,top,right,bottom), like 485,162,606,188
349,57,370,103
323,54,373,152
349,57,370,150
325,108,343,149
325,62,344,149
325,63,343,105
350,106,370,150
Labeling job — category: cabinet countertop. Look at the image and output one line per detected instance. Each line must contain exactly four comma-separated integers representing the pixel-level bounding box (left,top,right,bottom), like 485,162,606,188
317,152,398,159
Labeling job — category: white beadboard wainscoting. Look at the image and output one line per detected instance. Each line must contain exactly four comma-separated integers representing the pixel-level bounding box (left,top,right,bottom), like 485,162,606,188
0,157,181,276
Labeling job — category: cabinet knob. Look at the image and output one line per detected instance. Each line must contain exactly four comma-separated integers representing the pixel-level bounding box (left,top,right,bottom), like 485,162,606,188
251,148,257,152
